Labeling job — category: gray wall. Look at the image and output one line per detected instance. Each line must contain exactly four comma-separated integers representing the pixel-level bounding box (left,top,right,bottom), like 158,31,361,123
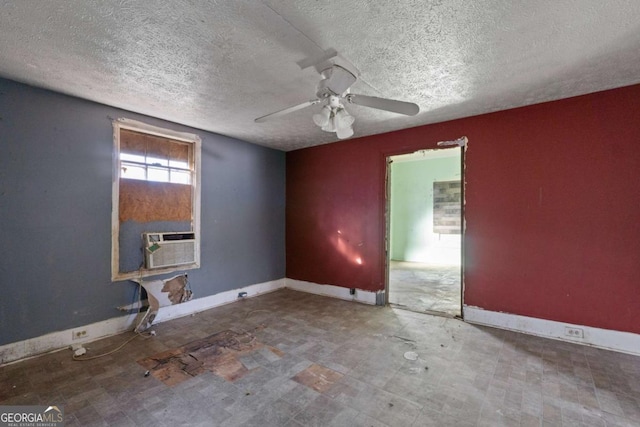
0,78,286,346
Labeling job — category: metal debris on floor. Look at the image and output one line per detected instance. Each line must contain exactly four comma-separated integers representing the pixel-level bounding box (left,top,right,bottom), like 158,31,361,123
137,329,281,386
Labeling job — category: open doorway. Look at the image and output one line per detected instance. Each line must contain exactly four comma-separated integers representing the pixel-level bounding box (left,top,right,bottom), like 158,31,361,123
386,147,463,317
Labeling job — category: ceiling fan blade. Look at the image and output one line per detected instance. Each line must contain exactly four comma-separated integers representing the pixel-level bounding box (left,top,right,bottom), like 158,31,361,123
255,99,321,123
346,94,419,116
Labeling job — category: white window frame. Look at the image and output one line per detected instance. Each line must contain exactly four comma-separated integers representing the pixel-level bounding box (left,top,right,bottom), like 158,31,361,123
111,118,202,281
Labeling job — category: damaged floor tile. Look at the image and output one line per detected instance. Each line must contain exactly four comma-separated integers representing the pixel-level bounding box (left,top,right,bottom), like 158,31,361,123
292,364,343,393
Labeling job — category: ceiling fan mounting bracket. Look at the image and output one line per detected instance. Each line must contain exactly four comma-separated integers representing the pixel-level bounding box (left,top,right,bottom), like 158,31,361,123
298,48,361,78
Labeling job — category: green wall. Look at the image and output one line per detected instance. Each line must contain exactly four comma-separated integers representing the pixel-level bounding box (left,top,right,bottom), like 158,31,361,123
390,151,461,264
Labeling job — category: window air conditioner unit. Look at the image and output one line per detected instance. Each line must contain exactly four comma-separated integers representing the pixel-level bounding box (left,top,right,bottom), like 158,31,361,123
143,232,196,269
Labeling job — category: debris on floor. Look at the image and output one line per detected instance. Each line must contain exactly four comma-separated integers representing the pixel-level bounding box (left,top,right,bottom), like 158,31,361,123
392,335,416,343
137,329,280,386
403,351,419,361
388,261,461,316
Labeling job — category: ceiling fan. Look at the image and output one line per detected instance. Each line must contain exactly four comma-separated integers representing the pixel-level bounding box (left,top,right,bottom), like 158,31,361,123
255,60,419,140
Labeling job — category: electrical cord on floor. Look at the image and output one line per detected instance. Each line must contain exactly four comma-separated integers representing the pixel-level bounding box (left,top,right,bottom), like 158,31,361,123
72,330,154,361
229,331,256,350
244,309,271,319
73,282,155,361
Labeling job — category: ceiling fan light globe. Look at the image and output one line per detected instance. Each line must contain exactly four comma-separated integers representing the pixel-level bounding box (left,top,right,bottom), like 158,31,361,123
321,116,337,132
312,106,331,127
343,116,355,127
335,109,355,128
336,125,354,139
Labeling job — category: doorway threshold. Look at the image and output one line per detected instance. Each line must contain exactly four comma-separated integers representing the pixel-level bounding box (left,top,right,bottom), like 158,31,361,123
389,303,459,319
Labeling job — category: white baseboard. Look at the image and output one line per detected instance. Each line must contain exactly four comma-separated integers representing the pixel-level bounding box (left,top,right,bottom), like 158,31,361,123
0,315,140,366
463,305,640,356
285,278,378,305
153,278,285,323
2,278,379,365
7,282,636,365
0,278,285,366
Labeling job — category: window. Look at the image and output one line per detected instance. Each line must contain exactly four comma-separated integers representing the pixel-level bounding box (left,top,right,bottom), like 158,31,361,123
111,119,201,281
119,129,193,184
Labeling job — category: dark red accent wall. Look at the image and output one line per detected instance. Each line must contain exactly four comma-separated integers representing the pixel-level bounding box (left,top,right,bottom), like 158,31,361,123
286,84,640,334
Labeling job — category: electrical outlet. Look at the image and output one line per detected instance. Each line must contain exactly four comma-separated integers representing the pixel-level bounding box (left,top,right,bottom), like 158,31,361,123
72,329,89,340
564,326,584,339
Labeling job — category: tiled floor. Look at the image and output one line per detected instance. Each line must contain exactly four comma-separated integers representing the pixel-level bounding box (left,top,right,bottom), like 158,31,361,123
388,261,461,316
1,289,639,426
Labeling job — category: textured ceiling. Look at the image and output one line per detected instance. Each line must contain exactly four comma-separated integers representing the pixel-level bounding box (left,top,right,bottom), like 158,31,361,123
1,1,639,151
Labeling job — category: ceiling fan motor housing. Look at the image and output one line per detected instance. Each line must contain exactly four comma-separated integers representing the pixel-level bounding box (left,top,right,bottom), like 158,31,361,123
316,65,357,98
